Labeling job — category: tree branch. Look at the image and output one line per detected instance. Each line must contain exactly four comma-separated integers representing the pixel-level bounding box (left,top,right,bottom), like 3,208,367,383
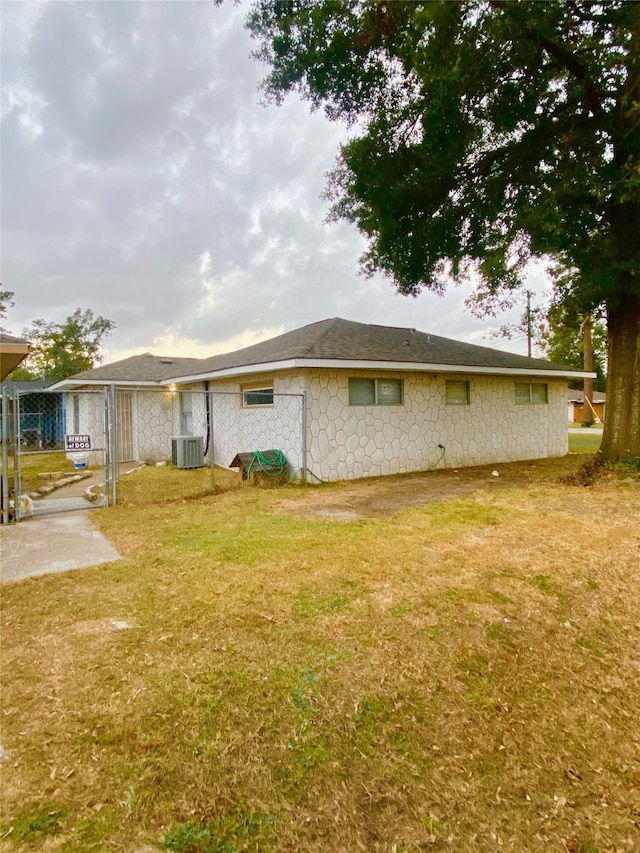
491,1,607,120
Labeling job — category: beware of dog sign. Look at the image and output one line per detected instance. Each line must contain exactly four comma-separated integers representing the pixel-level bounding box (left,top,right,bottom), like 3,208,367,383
65,434,92,451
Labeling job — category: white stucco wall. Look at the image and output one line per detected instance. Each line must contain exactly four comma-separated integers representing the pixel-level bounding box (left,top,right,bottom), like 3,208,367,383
72,368,568,480
300,368,568,481
207,373,305,475
134,389,179,462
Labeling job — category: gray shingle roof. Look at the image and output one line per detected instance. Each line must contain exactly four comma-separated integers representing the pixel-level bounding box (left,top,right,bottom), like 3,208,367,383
0,332,30,346
66,353,204,383
62,318,584,385
567,389,606,403
177,318,576,377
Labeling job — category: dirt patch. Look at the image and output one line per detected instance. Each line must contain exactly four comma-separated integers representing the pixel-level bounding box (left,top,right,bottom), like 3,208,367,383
278,456,586,519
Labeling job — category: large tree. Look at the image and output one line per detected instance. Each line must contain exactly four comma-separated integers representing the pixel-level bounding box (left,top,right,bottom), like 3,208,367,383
543,303,608,392
248,0,639,461
12,309,115,382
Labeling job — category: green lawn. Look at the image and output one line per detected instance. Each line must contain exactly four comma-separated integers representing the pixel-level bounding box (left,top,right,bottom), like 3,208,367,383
1,457,638,853
568,431,602,453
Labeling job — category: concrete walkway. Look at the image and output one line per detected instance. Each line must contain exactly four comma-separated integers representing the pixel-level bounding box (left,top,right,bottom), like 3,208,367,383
0,511,121,583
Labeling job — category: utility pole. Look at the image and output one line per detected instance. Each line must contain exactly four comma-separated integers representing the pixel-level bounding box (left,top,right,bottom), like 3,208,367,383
526,290,532,358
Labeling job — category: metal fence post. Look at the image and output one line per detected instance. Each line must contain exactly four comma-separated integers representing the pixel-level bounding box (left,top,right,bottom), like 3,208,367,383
208,389,215,491
301,390,307,483
1,386,10,524
102,388,110,507
12,391,21,516
110,384,118,507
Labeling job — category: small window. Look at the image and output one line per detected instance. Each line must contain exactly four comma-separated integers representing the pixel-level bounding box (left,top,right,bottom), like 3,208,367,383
377,378,403,405
530,383,548,404
445,380,470,404
242,385,274,407
349,377,403,406
515,382,548,404
348,378,375,405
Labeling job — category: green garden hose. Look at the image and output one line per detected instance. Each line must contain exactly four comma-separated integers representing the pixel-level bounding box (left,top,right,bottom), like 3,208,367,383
246,449,287,478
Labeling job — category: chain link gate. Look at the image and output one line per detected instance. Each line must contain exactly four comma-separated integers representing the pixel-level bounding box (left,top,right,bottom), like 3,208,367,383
2,388,113,522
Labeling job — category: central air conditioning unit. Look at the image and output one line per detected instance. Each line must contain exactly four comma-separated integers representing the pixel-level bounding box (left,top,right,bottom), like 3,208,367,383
171,435,205,469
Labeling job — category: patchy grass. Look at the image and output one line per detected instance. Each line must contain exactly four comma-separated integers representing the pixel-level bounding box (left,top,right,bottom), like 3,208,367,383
115,463,241,507
6,451,81,494
1,458,639,852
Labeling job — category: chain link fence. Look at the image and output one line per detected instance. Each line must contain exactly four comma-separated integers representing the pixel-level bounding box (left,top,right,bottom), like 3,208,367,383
1,385,306,521
1,388,109,521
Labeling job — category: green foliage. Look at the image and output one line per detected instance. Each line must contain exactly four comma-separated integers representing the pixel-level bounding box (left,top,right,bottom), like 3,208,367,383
248,1,639,461
0,288,15,330
530,574,554,593
12,308,115,381
610,455,640,473
162,800,278,853
3,803,68,841
248,1,639,303
542,277,608,389
162,820,236,853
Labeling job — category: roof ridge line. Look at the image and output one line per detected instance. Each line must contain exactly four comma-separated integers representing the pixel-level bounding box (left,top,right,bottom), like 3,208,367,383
298,317,342,357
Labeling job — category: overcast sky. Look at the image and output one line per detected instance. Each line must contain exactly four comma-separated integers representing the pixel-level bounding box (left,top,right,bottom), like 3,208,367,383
1,0,550,363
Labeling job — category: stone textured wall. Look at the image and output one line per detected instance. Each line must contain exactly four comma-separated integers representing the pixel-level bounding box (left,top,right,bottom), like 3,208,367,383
74,369,568,480
135,390,179,462
206,374,305,474
301,368,568,482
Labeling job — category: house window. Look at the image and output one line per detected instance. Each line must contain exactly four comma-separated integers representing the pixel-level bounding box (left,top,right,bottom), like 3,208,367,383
515,382,548,404
242,384,274,407
445,380,470,404
348,377,403,405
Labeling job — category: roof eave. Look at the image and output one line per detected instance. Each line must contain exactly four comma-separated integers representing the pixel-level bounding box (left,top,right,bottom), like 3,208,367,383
48,378,164,390
161,358,594,384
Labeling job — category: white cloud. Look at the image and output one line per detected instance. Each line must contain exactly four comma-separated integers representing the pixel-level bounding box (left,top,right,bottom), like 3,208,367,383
1,0,549,364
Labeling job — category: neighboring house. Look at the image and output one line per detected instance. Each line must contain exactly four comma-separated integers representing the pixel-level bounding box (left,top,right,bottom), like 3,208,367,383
52,318,592,481
567,389,606,423
0,333,31,382
0,380,61,448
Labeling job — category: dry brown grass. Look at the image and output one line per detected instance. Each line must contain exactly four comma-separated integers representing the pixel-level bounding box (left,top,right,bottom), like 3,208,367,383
1,457,639,853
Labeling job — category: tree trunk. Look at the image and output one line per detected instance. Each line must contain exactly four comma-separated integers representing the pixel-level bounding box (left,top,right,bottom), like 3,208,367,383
599,291,640,462
581,313,594,425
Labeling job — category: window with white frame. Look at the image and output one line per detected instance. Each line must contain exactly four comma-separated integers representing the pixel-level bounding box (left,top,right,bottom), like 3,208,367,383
515,382,548,404
348,377,403,405
242,384,274,407
445,380,470,404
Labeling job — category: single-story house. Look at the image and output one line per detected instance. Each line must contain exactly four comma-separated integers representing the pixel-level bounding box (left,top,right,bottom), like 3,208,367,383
52,318,592,481
567,389,606,423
